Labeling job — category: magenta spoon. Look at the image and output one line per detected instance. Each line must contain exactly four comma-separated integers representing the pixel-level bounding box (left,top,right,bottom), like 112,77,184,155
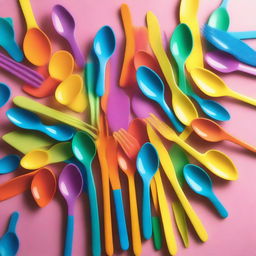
206,51,256,75
59,163,83,256
52,5,85,68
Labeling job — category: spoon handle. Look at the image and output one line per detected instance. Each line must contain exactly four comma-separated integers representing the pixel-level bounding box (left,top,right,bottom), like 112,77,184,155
64,215,74,256
142,183,152,240
68,36,85,68
209,193,228,218
19,0,38,29
227,134,256,152
96,60,106,97
238,62,256,76
220,0,229,8
8,212,19,233
230,90,256,106
178,65,187,93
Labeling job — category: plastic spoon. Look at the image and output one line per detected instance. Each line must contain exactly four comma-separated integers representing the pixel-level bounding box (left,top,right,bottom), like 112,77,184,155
170,24,230,122
7,108,75,141
191,67,256,106
0,155,20,174
52,5,84,68
93,26,116,96
184,164,228,218
192,118,256,152
0,83,11,107
137,66,184,132
19,0,51,66
206,51,256,76
137,142,159,240
31,168,56,207
72,132,101,256
0,18,23,62
0,212,20,256
59,164,83,256
21,142,73,170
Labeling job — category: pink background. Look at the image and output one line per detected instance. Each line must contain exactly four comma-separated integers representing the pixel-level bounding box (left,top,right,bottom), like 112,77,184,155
0,0,256,255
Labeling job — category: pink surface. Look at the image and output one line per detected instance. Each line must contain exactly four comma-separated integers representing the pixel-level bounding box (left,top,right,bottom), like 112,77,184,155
0,0,256,255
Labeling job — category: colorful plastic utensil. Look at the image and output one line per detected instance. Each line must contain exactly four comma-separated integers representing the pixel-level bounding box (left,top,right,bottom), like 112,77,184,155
106,136,129,250
52,5,85,68
0,212,20,256
137,142,159,240
191,67,256,106
147,114,238,181
137,66,184,132
13,96,97,139
206,51,256,76
21,142,72,170
7,108,75,141
0,18,23,62
146,11,198,126
0,83,11,108
31,168,56,207
208,0,230,30
72,132,101,256
203,25,256,67
59,164,83,256
19,0,52,66
93,26,116,96
184,164,228,218
192,118,256,152
0,155,20,175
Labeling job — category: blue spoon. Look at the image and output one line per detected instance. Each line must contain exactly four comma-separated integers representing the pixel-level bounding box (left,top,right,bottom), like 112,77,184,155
0,212,20,256
184,164,228,218
136,66,184,132
93,26,116,96
0,83,11,108
137,142,159,239
6,108,75,141
0,18,23,62
0,155,20,174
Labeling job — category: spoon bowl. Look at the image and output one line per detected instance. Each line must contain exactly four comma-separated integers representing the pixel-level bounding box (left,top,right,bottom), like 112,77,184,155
0,83,11,107
0,155,20,174
208,7,230,30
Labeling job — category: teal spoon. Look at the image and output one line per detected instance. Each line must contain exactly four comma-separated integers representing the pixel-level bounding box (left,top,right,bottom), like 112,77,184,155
0,212,20,256
0,155,20,174
170,23,230,122
184,164,228,218
0,18,23,62
137,142,159,240
72,131,101,256
93,26,116,97
0,83,11,108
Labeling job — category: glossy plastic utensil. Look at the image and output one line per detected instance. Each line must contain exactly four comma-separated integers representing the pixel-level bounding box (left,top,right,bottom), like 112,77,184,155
59,164,83,256
184,164,228,218
0,212,20,256
147,114,239,181
52,5,85,68
206,51,256,75
137,142,159,240
0,83,11,107
0,18,23,62
0,155,20,175
21,142,72,170
203,25,256,67
31,168,56,207
146,11,198,126
7,108,75,141
19,0,52,66
72,132,101,256
137,66,184,132
191,67,256,106
192,118,256,152
93,26,116,96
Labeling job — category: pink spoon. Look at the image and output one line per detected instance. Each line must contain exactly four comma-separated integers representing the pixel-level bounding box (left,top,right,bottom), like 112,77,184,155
206,50,256,75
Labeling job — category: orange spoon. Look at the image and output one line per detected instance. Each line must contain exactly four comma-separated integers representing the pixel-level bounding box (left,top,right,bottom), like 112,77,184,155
19,0,52,66
192,118,256,152
31,168,56,207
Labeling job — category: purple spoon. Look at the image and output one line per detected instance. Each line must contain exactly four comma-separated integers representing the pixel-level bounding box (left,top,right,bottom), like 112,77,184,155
59,163,83,256
106,53,130,132
206,50,256,76
52,5,85,68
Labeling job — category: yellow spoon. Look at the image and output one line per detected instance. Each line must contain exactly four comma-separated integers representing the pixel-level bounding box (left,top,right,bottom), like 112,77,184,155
21,142,73,170
146,11,198,126
19,0,51,66
191,67,256,106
